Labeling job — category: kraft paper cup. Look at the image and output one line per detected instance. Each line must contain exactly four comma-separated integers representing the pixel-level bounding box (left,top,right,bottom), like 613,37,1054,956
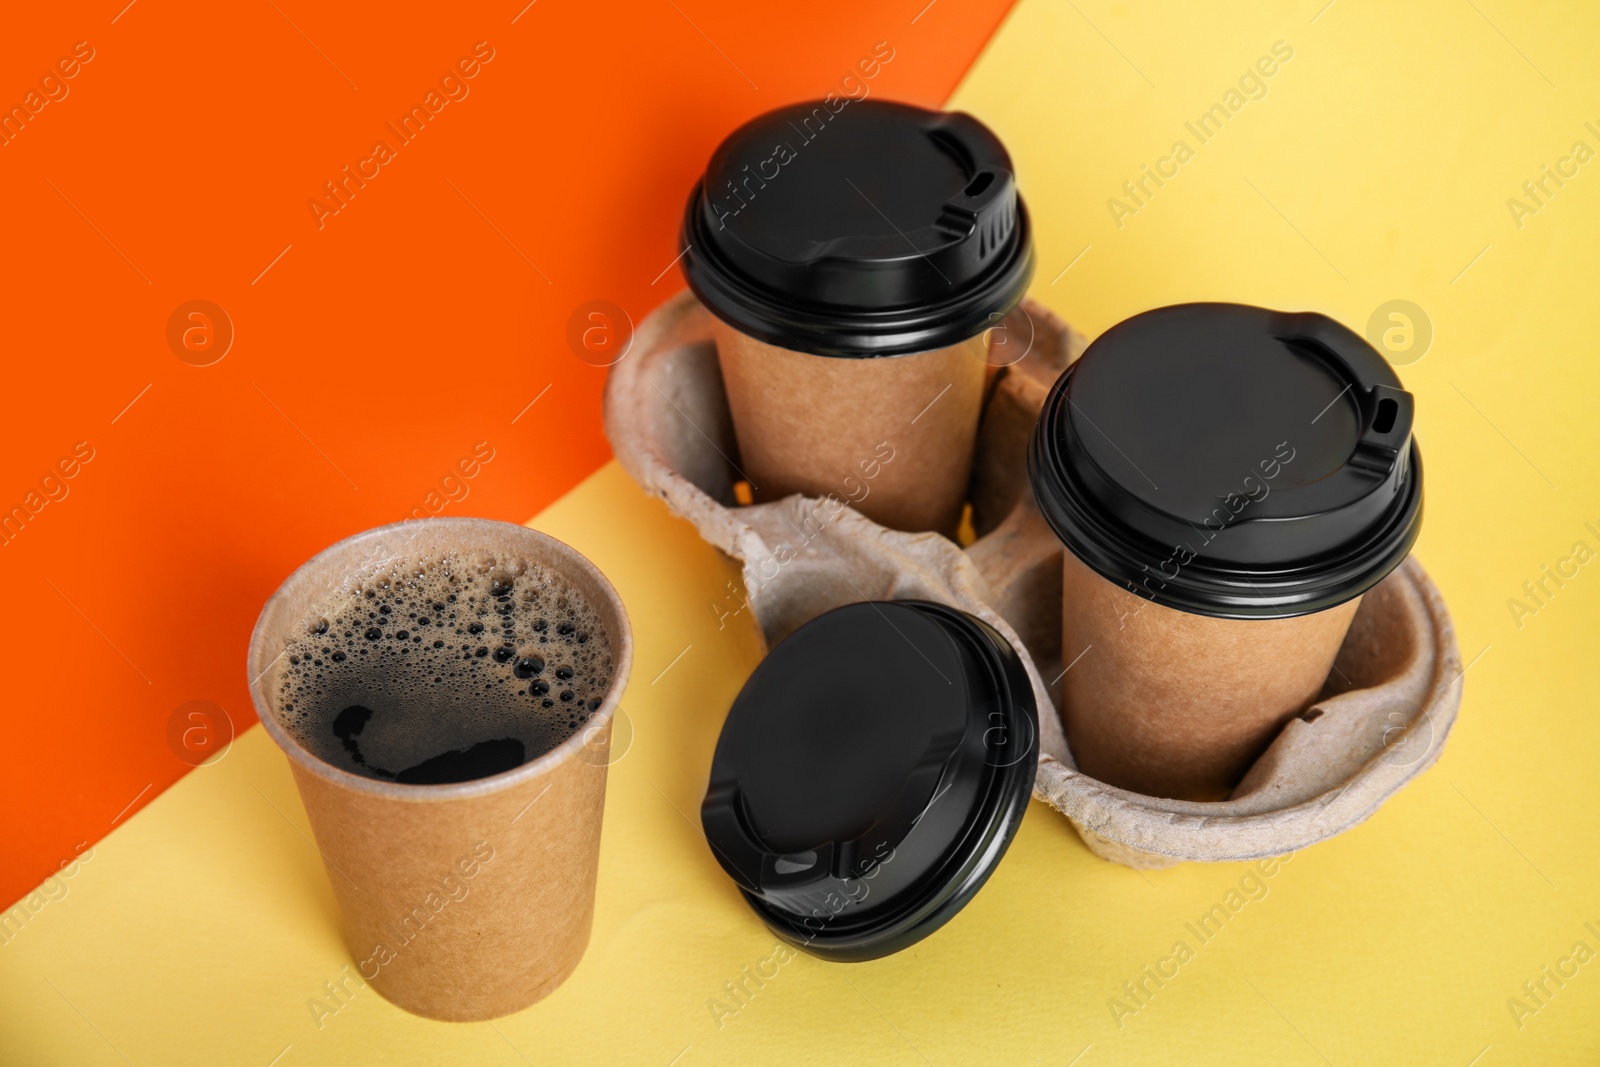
247,518,632,1022
711,319,988,535
1030,304,1424,801
1059,550,1362,799
680,99,1034,537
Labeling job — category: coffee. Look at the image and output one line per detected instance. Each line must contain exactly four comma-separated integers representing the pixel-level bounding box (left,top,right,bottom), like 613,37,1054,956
275,554,614,785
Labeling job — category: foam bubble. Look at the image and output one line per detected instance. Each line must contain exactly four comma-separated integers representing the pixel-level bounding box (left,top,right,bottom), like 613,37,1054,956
274,551,615,783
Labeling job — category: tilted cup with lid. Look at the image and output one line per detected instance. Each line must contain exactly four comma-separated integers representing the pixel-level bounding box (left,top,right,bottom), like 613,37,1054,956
681,99,1034,536
701,600,1037,960
1029,304,1424,801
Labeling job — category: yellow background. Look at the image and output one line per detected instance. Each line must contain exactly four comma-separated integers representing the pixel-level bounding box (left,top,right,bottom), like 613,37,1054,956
4,0,1599,1062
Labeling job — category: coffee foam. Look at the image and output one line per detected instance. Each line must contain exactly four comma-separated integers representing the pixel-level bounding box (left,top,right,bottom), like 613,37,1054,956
274,550,614,783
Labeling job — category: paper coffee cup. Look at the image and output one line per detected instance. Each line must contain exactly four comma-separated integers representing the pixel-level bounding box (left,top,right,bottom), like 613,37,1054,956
681,99,1035,536
247,518,632,1021
1030,305,1423,800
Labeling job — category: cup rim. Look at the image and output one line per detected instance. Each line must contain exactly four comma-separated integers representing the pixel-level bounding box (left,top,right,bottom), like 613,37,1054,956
246,516,633,803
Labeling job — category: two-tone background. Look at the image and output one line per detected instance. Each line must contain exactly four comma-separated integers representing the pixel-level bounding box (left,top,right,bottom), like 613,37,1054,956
3,1,1597,1063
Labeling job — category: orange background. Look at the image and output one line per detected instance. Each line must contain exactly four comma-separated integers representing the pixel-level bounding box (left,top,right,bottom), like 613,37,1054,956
0,0,1017,907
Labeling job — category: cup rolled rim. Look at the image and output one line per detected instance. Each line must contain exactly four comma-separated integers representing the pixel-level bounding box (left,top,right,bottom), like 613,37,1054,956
245,516,633,802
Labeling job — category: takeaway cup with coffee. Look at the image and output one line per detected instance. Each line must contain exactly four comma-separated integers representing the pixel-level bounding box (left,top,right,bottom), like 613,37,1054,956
247,518,632,1021
1029,304,1423,801
680,99,1034,536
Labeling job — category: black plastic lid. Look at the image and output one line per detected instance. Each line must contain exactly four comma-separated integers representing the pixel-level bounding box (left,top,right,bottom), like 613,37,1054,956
680,99,1035,357
701,600,1037,961
1029,303,1424,619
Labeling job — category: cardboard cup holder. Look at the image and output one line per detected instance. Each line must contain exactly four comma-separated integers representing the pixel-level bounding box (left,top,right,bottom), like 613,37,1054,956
606,292,1463,868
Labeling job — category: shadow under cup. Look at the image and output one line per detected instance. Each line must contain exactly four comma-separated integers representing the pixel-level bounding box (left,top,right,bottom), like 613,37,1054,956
247,518,633,1022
